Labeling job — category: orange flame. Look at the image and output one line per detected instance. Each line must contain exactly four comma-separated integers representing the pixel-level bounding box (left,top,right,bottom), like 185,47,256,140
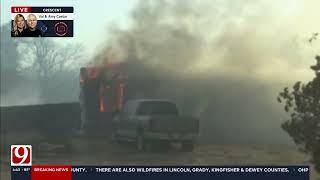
99,85,107,112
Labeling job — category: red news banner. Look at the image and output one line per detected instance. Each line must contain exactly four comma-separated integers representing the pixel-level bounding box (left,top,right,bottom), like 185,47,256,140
32,166,72,180
11,6,74,37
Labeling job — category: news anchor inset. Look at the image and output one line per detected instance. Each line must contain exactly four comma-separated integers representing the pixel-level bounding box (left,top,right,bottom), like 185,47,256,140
11,14,27,37
21,14,43,37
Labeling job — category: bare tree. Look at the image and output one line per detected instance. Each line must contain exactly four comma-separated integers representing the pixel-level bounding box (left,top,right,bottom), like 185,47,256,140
19,39,83,102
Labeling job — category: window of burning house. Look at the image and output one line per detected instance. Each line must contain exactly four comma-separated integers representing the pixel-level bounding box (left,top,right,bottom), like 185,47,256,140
99,69,126,112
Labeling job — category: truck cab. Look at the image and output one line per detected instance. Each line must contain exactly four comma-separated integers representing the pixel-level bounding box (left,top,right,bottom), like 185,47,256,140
112,99,199,151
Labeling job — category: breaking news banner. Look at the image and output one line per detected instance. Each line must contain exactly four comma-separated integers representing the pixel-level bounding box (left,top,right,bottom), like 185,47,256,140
11,6,74,37
11,166,309,180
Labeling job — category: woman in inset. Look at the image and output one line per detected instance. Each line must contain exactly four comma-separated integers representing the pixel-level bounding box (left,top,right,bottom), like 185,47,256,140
11,14,27,37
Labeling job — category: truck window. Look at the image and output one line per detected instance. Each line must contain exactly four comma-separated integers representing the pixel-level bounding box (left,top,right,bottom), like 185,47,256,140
136,101,178,116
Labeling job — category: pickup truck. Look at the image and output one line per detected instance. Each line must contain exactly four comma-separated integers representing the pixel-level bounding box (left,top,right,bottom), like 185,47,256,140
111,99,199,151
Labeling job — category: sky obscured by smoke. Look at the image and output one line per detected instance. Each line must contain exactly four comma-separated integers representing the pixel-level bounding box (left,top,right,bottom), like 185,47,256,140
93,0,320,144
98,0,319,77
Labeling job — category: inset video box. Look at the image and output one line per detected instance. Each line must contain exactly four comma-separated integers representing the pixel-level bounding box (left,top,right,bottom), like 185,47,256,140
11,6,74,37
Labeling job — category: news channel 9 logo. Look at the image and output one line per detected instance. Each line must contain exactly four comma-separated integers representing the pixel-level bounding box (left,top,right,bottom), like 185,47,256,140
11,145,32,166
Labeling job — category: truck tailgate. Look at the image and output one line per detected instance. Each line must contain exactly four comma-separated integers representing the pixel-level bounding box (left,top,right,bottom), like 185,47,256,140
148,115,199,133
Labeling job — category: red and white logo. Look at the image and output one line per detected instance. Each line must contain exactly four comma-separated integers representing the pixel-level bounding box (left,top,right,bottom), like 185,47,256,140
54,22,68,36
11,145,32,166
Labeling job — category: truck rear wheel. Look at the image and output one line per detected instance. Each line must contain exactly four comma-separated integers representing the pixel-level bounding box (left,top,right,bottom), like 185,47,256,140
136,133,146,151
111,130,120,144
181,142,194,152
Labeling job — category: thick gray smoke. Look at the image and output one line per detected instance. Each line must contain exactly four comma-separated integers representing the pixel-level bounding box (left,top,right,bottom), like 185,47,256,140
93,0,320,144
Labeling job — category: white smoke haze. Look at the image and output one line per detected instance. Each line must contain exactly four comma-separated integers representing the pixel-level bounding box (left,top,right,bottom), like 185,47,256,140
92,0,320,144
0,82,42,106
1,0,319,144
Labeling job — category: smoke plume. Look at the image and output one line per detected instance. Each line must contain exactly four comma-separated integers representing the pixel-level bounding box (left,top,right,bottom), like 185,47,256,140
96,0,320,144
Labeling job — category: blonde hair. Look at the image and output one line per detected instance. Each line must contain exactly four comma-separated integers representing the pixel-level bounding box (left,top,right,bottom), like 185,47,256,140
12,14,26,36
